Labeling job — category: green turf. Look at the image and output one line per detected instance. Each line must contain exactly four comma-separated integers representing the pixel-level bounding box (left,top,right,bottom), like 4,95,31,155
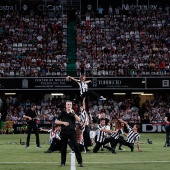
0,133,170,170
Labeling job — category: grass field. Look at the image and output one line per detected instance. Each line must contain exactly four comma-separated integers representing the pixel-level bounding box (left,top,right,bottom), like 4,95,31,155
0,133,170,170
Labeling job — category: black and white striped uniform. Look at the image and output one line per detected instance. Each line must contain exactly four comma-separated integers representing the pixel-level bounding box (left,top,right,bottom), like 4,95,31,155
77,80,88,95
93,124,112,153
126,126,140,143
111,129,124,139
80,108,87,126
96,124,106,143
110,129,124,150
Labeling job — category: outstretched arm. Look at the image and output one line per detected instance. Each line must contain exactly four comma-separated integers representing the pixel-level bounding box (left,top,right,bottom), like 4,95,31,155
85,80,92,83
66,76,78,82
101,128,117,134
39,128,50,132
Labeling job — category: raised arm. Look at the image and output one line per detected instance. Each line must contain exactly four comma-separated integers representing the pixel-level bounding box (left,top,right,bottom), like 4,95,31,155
66,76,78,82
82,97,86,110
85,80,92,83
71,109,81,122
118,119,129,127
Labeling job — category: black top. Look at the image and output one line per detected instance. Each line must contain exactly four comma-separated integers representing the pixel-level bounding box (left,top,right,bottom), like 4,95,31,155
165,112,170,122
57,111,76,131
25,109,37,125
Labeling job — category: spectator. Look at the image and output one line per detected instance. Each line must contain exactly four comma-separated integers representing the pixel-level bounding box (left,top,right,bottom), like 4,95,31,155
108,5,113,18
97,6,104,18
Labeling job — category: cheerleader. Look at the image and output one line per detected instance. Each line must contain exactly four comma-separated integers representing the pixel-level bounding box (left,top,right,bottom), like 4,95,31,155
40,124,61,153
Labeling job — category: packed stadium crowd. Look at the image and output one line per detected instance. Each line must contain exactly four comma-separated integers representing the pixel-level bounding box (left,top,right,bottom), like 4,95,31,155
76,5,170,77
0,5,169,77
0,92,168,125
0,10,68,77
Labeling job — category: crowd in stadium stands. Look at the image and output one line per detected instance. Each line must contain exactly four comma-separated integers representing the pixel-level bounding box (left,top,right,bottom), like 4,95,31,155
0,5,169,77
0,93,168,126
76,5,170,77
0,11,68,77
